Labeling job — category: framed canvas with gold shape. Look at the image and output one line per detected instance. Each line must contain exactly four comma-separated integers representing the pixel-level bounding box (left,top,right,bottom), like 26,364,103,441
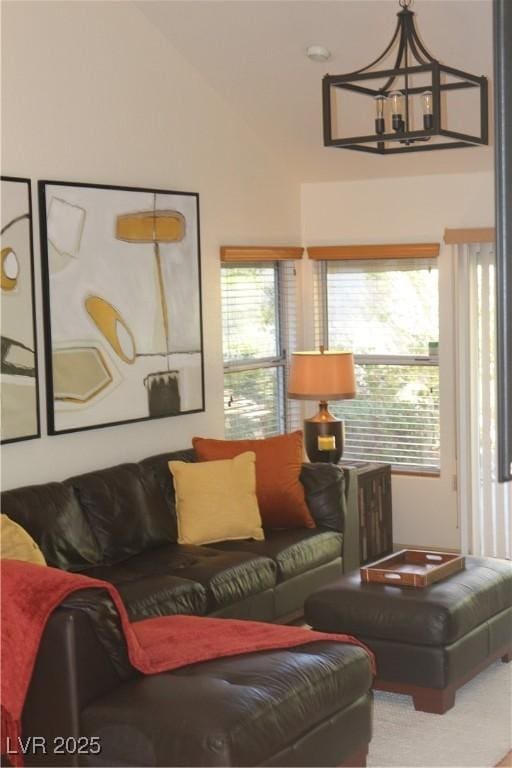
39,180,204,435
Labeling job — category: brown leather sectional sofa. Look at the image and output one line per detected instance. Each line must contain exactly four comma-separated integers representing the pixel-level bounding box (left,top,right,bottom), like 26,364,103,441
2,449,348,623
2,448,374,767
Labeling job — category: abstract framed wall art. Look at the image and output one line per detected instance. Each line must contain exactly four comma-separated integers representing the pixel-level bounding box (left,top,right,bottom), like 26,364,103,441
39,180,204,435
1,176,41,444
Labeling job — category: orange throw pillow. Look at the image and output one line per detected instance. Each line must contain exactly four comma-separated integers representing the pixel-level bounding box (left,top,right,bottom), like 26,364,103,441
192,432,315,530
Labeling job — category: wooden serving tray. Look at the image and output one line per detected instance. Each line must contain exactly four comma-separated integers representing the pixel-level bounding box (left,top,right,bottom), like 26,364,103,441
360,549,465,588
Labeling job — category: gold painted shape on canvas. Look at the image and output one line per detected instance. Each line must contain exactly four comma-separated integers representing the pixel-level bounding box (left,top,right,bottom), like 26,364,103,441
115,211,185,243
1,247,19,291
84,296,136,364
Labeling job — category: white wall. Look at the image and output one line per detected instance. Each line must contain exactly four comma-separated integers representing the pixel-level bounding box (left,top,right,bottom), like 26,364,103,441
301,172,495,550
1,1,496,553
1,1,301,489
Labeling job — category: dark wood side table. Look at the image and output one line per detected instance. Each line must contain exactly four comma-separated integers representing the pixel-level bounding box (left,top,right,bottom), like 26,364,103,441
339,462,393,569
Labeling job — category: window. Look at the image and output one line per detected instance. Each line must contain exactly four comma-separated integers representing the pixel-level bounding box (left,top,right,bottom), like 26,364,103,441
221,261,298,439
315,257,440,472
455,240,511,558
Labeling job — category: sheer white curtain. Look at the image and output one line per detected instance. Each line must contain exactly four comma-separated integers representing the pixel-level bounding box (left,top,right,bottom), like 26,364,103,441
455,242,511,558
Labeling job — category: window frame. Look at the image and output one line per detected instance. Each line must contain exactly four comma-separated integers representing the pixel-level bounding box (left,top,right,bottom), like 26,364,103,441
221,260,292,437
317,258,441,475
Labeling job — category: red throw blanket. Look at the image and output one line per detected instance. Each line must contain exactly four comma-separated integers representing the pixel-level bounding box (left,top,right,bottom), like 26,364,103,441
1,560,375,766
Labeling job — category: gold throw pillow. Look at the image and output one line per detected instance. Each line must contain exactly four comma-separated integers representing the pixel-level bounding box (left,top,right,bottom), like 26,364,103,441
1,514,46,566
169,451,264,546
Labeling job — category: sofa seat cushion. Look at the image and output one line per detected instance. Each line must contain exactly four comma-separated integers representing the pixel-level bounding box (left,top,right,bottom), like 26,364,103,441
81,641,372,767
305,556,512,647
83,544,276,616
210,529,343,582
81,560,208,621
162,544,277,611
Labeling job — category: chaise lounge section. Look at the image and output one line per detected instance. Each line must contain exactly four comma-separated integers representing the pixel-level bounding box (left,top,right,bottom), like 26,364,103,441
20,590,374,767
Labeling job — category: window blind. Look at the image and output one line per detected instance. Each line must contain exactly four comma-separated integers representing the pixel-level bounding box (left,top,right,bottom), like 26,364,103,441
315,257,440,472
456,242,511,558
335,364,440,469
222,264,278,364
222,261,299,439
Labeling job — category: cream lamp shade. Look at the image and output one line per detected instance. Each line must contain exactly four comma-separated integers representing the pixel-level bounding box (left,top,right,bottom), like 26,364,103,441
288,350,356,400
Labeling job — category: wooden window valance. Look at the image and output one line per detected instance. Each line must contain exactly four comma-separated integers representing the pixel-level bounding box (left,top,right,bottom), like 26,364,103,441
220,246,304,263
443,227,495,244
307,243,440,261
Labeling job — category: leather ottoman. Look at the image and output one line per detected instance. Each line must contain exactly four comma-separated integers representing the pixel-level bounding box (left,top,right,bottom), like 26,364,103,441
304,556,512,714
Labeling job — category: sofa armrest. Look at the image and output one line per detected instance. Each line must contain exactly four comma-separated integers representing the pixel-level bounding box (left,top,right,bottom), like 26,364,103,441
22,592,135,766
339,467,360,573
300,463,346,532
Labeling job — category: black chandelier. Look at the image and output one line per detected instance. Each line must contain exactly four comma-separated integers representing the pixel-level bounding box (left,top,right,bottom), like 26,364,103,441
322,0,488,154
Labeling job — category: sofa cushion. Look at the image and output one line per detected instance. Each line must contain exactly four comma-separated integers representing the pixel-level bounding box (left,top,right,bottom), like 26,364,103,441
138,449,197,543
211,529,343,582
69,463,173,564
81,641,372,767
193,432,315,530
163,545,276,612
83,544,276,616
300,462,346,532
169,452,264,545
81,560,208,621
1,482,101,571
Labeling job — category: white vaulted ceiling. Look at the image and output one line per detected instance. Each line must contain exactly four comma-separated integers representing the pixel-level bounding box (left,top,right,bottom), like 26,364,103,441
136,0,494,182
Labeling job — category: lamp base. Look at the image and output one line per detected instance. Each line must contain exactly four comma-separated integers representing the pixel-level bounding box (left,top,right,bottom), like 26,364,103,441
304,402,344,463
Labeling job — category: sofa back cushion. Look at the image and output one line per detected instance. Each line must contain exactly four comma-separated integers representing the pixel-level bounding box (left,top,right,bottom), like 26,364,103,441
1,482,101,570
69,463,173,564
139,449,196,543
299,463,346,532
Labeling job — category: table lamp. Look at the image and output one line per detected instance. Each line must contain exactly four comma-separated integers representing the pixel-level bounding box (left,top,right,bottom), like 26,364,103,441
288,347,356,463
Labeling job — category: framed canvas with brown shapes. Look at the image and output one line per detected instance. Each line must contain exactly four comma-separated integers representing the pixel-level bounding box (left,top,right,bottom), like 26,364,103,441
38,180,204,435
1,176,41,444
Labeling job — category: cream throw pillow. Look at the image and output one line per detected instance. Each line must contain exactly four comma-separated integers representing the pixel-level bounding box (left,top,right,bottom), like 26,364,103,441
169,451,264,546
1,514,46,566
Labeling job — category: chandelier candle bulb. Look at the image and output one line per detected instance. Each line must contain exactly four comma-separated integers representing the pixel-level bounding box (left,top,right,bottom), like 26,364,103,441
423,90,434,129
389,91,404,131
374,95,386,134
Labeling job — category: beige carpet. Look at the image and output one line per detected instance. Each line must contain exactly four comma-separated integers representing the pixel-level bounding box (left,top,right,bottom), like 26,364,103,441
368,660,512,767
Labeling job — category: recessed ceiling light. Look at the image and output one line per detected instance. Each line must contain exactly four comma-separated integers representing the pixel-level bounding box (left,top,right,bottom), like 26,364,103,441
306,45,331,63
